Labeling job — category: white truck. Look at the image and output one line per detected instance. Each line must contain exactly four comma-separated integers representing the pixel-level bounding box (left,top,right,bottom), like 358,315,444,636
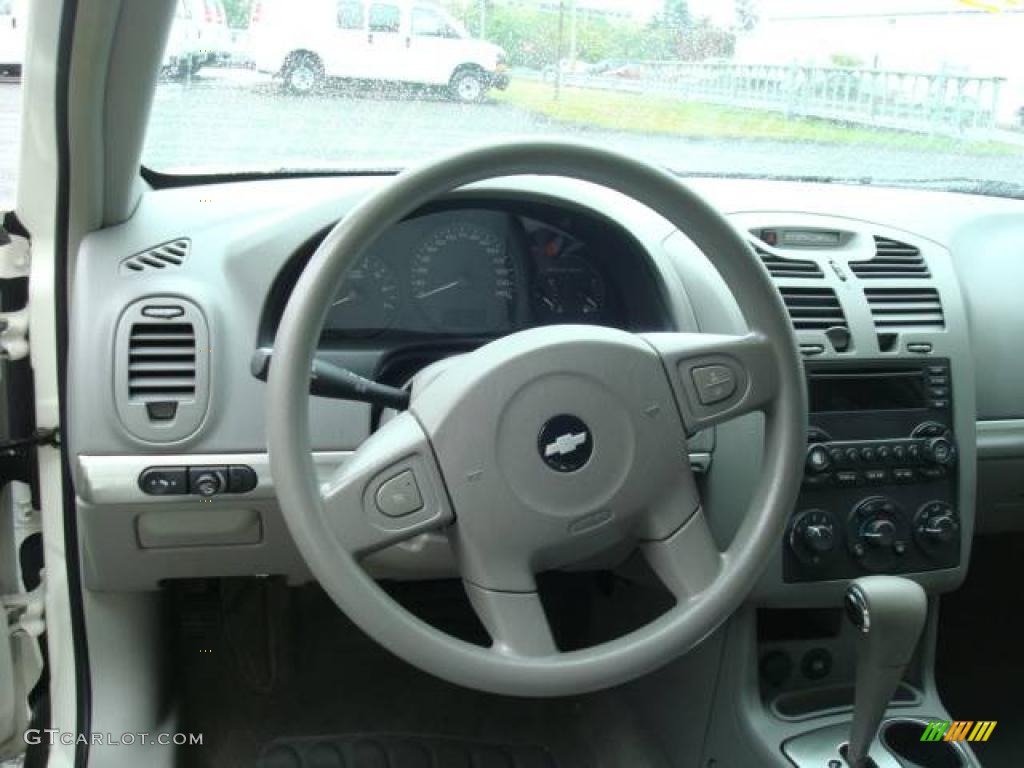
247,0,508,102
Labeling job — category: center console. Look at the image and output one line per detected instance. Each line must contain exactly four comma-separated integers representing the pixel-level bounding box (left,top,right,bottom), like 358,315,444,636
785,360,960,583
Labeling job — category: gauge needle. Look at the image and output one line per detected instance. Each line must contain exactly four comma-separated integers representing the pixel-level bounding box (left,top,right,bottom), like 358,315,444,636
415,279,463,300
332,291,358,307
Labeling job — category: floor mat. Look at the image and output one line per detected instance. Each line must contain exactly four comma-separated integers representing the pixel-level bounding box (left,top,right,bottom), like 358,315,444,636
259,734,558,768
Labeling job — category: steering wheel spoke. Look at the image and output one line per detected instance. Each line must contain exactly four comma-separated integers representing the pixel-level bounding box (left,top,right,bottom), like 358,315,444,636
320,411,454,557
642,332,779,434
464,581,558,657
641,507,723,603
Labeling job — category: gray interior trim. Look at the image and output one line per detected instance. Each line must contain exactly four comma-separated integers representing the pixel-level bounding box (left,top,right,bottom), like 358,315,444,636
976,419,1024,459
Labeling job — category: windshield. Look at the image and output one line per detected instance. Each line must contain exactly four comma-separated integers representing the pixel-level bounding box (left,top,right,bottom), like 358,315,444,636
142,0,1024,193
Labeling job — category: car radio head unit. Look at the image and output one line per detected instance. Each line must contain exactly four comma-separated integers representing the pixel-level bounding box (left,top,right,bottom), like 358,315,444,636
783,359,958,583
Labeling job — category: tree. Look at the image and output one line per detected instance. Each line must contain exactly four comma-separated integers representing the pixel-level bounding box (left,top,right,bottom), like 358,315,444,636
735,0,759,32
662,0,691,32
221,0,253,29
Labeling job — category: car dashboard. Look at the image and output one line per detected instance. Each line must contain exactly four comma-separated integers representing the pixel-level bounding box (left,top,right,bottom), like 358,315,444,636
67,173,1024,606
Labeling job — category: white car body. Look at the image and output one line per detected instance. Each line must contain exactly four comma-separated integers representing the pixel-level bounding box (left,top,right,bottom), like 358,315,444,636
0,0,25,74
163,0,232,74
247,0,507,91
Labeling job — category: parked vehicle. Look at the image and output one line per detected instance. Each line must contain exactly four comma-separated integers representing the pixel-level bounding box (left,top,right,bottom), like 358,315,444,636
163,0,232,78
0,0,25,76
247,0,509,101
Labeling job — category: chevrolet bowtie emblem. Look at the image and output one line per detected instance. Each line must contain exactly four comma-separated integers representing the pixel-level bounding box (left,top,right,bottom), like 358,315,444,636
544,431,588,458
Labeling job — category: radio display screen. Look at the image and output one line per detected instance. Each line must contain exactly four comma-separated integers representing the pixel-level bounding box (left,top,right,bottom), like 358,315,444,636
808,371,927,412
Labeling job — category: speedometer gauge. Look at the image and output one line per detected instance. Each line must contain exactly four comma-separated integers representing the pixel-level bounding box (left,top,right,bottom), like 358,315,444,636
325,253,399,337
410,221,517,333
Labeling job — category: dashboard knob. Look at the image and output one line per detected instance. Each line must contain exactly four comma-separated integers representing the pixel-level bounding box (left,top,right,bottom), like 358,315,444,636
862,518,897,548
789,509,837,566
845,448,860,464
806,444,831,473
922,515,957,543
192,472,223,497
926,436,956,467
803,523,835,553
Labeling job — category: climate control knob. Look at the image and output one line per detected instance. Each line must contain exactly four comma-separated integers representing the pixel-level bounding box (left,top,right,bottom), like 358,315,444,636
848,496,910,572
914,501,960,555
789,509,838,566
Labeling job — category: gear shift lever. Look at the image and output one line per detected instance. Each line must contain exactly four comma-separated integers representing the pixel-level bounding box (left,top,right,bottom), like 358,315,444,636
844,576,927,767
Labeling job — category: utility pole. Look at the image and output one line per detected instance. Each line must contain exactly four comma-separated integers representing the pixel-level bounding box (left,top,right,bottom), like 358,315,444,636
555,0,565,101
568,0,577,69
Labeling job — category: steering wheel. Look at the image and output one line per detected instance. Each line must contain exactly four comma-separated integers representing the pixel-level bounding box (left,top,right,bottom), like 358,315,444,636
267,141,806,697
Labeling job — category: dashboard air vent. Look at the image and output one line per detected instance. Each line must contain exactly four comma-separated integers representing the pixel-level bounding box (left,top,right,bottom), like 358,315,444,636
127,323,196,404
865,287,945,329
120,239,190,274
752,243,824,278
114,297,210,443
850,237,929,278
779,287,847,331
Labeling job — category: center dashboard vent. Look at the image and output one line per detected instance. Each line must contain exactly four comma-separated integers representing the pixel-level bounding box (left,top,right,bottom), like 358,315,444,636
752,242,824,278
865,287,945,330
850,237,929,278
114,298,210,443
779,286,848,331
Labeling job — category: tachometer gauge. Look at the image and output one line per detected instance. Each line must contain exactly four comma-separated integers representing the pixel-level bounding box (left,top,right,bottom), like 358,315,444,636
533,253,607,323
410,221,517,332
325,253,400,337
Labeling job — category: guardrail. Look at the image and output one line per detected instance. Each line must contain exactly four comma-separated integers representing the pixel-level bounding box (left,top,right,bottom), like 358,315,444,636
539,62,1005,136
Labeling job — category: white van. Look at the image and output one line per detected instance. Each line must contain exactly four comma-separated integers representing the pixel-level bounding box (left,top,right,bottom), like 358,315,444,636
0,0,25,76
247,0,508,102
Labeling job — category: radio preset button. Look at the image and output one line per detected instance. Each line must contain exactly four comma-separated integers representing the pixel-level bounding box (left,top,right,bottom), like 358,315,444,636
891,445,905,462
835,471,860,487
860,447,876,463
844,448,860,464
864,469,888,484
893,468,915,483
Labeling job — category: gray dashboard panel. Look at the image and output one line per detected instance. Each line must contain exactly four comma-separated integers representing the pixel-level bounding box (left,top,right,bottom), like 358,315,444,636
68,174,1021,594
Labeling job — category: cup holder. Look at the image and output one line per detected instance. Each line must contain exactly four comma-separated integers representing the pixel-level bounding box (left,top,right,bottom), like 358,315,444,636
881,720,966,768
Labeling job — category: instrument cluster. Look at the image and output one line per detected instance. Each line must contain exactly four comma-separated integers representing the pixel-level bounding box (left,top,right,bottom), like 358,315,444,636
321,208,619,338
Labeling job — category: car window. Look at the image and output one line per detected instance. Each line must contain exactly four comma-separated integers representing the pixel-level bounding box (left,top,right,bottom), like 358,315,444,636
337,1,363,31
143,2,1024,196
367,3,400,34
0,0,22,211
0,1,11,16
411,7,448,38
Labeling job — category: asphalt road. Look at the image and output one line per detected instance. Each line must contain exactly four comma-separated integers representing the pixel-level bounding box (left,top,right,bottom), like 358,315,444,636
5,68,1024,209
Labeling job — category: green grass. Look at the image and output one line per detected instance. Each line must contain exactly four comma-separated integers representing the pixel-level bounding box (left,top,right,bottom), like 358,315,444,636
495,79,1022,156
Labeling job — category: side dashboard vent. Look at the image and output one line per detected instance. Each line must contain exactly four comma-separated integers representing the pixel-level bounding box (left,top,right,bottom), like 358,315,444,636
779,286,848,331
114,298,210,443
128,323,196,404
120,239,190,274
865,287,945,330
752,243,824,278
851,237,929,278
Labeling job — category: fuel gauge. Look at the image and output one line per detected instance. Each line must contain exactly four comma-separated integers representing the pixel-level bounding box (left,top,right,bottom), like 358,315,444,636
532,253,607,323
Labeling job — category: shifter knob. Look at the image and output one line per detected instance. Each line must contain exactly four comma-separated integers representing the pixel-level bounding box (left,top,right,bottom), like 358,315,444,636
845,576,927,768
